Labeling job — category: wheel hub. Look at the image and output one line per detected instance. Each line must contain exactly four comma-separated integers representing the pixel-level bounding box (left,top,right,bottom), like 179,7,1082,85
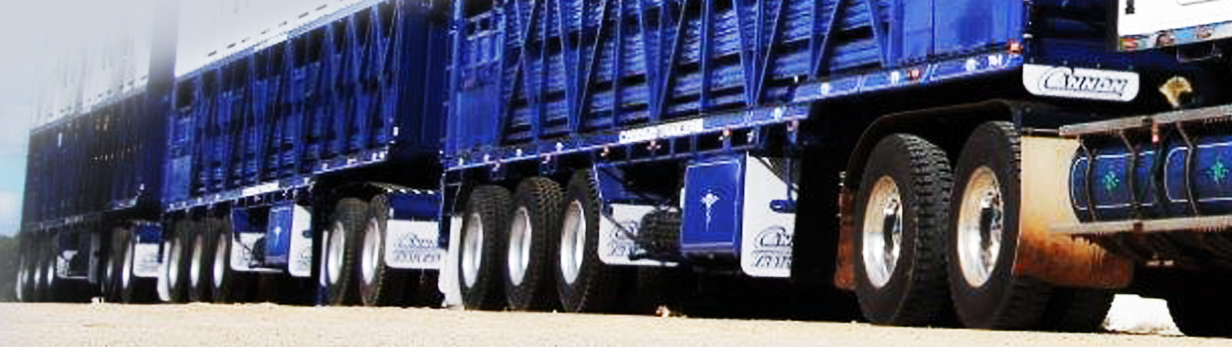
861,176,903,289
559,201,587,285
957,166,1004,287
461,212,484,288
327,222,348,286
169,238,183,290
190,236,204,288
213,233,228,288
362,219,381,286
508,207,533,286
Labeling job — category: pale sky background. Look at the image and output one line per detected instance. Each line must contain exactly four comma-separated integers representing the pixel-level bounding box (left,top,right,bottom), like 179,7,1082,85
0,0,371,236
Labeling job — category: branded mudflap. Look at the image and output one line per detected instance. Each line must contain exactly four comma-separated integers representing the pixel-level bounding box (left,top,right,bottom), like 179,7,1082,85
266,204,315,278
133,223,163,278
1017,136,1132,288
593,167,676,267
440,215,464,308
679,155,795,278
229,209,266,273
384,192,446,270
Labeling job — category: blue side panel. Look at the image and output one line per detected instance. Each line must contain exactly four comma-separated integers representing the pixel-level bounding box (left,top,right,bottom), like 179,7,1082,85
266,205,294,265
681,156,743,254
446,0,1027,164
391,193,442,220
165,0,448,210
1069,147,1156,222
1164,136,1232,217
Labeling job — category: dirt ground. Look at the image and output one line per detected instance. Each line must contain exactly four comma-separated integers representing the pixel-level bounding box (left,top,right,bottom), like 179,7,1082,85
0,303,1226,347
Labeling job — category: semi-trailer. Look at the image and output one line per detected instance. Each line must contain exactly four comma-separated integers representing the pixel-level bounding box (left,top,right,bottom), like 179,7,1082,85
13,0,1232,338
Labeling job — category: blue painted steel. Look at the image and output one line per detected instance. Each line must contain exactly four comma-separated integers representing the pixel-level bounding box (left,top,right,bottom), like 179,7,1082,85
165,0,448,211
1070,135,1232,221
391,191,442,220
134,223,164,245
681,156,743,255
266,205,295,265
1163,136,1232,217
1069,146,1157,221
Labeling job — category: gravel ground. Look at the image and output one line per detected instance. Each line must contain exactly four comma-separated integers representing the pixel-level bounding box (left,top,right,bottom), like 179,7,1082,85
0,303,1227,347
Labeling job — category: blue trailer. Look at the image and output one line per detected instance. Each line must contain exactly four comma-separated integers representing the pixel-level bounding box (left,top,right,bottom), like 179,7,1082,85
159,0,450,306
438,0,1232,332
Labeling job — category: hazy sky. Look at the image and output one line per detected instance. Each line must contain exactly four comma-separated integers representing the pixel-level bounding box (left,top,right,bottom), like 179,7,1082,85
0,0,372,236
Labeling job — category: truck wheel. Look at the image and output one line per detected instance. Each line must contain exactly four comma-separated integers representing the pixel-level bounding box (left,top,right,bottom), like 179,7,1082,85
44,247,59,302
853,134,954,326
212,218,252,303
1168,292,1232,337
948,121,1051,330
120,233,156,304
1037,288,1114,332
556,170,633,313
458,185,512,310
359,194,407,307
105,228,130,303
15,253,27,302
188,228,216,303
505,177,564,311
324,198,368,306
165,221,190,303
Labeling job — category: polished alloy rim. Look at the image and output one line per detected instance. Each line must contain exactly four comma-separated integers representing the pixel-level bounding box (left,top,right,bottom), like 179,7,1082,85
190,235,205,288
213,233,228,288
362,218,382,286
461,212,484,288
507,207,533,286
168,238,183,290
956,166,1004,287
104,256,115,295
327,221,347,286
559,201,586,285
122,242,134,290
15,257,25,301
861,176,903,289
46,255,56,290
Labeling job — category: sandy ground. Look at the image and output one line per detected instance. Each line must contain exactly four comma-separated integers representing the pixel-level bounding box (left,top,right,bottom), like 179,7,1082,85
0,302,1226,347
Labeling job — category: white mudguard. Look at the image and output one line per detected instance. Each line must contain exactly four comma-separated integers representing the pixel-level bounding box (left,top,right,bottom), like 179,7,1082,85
230,233,263,272
133,244,162,278
739,156,796,278
598,204,674,267
384,220,445,270
439,215,464,308
288,205,314,278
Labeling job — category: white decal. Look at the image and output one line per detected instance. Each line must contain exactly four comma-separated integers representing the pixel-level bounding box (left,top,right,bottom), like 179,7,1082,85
134,244,163,278
385,220,445,270
619,119,705,144
231,233,263,272
1023,64,1140,102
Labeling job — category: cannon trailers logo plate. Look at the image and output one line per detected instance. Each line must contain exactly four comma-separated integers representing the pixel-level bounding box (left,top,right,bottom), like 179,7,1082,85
1023,64,1140,102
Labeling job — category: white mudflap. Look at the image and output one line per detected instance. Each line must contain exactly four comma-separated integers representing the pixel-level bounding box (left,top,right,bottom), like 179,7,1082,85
133,244,162,278
157,240,172,301
55,250,76,278
739,156,795,278
439,215,464,308
230,233,263,272
385,220,445,270
288,205,314,277
599,204,675,267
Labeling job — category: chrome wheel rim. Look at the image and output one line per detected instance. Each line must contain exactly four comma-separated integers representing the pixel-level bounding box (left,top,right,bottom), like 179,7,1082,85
361,218,381,286
956,166,1004,287
559,201,586,285
122,242,134,290
861,176,903,289
168,238,183,291
461,212,484,288
45,255,56,290
15,257,25,301
104,256,115,296
507,207,533,286
213,233,228,288
327,221,347,286
189,235,204,289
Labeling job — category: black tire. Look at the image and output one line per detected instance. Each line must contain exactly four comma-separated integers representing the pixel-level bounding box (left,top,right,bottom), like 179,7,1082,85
119,231,156,304
505,177,565,311
15,252,28,303
556,170,635,313
1037,288,1114,332
103,228,129,303
212,217,253,303
1168,292,1232,337
948,121,1051,330
43,246,60,302
852,134,955,326
187,226,216,303
165,221,191,303
457,185,513,310
323,198,368,306
359,194,407,307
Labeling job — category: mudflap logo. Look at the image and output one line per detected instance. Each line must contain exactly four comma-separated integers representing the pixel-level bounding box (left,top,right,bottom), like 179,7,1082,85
1023,64,1140,102
604,220,640,259
751,226,793,270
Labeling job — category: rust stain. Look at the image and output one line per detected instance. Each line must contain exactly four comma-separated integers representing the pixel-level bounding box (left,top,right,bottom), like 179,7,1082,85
1016,136,1133,289
833,187,857,291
